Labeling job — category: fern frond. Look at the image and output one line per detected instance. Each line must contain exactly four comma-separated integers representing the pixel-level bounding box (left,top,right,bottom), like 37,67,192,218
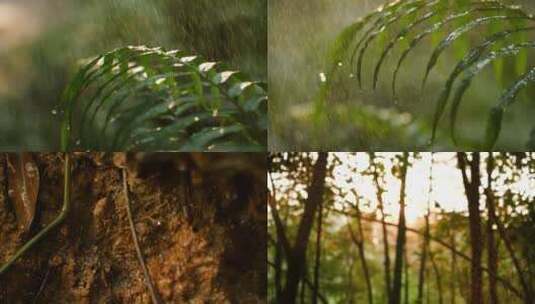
58,46,266,151
322,0,535,148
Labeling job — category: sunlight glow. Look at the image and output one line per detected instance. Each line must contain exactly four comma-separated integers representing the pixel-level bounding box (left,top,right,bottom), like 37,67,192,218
270,153,534,226
331,153,467,224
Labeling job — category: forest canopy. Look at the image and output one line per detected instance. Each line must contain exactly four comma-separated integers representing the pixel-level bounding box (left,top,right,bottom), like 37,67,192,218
268,152,535,304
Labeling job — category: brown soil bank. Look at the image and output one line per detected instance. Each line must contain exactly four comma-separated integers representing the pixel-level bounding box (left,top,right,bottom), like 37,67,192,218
0,153,267,303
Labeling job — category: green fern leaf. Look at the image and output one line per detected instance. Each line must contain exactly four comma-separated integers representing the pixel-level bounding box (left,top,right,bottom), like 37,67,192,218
321,0,535,148
59,46,266,151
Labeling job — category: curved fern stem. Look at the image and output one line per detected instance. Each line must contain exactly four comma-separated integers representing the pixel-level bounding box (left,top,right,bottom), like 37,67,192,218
0,154,71,276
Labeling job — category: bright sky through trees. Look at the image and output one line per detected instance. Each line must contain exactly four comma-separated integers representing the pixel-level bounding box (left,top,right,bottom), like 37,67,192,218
271,153,534,224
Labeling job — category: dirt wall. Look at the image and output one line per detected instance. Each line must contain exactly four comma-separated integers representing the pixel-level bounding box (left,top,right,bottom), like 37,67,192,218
0,153,266,303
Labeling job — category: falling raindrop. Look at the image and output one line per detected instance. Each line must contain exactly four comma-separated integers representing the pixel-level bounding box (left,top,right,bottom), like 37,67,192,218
319,72,327,83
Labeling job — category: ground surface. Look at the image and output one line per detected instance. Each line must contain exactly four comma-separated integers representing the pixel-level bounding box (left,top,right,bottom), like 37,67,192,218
0,153,266,303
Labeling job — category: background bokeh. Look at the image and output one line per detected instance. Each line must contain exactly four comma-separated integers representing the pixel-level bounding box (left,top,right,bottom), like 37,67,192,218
0,0,266,150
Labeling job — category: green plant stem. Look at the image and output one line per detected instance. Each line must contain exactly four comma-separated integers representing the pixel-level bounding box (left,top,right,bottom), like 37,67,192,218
0,153,71,276
122,168,161,304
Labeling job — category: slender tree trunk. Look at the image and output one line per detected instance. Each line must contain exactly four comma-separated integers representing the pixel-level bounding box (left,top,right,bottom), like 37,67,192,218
300,276,306,304
347,253,355,304
457,152,483,304
348,217,373,304
330,206,523,299
430,251,443,304
417,155,433,304
450,232,457,304
281,153,328,304
494,200,531,303
426,266,430,304
312,200,323,304
274,236,283,302
404,247,409,304
268,172,292,303
417,213,429,304
494,157,531,304
356,196,373,304
371,153,392,302
486,153,498,304
391,153,409,304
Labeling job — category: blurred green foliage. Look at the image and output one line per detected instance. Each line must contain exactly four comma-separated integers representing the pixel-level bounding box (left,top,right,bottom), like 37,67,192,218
269,0,535,151
0,0,266,150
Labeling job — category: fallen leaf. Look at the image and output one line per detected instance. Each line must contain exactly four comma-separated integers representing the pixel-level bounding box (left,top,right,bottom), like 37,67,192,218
6,152,40,232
